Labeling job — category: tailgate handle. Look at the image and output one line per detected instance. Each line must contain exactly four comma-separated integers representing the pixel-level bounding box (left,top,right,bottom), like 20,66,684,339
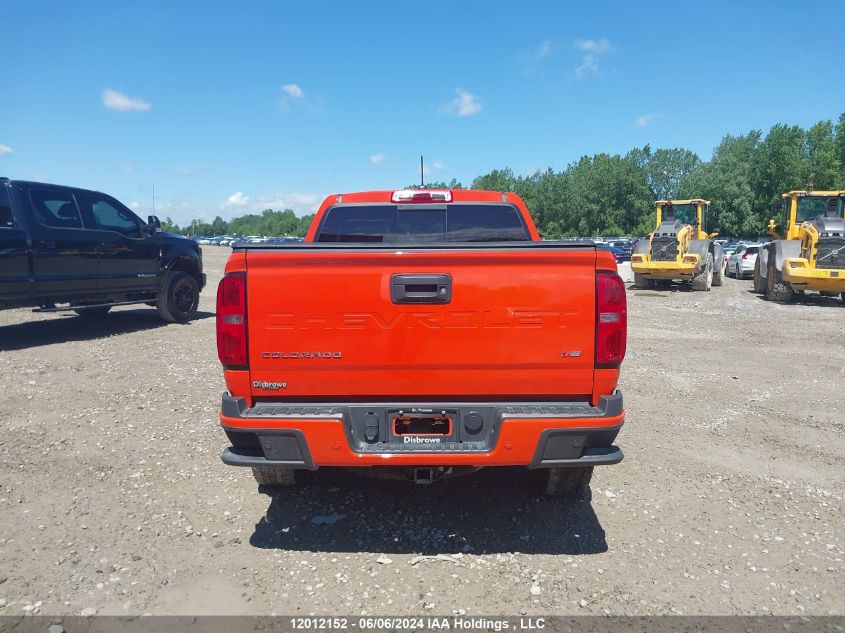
391,274,452,304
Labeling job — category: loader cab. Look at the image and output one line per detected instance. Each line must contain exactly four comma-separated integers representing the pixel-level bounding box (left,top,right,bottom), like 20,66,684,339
778,191,845,240
655,199,710,238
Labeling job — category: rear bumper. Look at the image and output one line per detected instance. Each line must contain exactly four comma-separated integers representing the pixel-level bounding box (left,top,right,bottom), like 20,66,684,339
782,259,845,291
218,392,625,470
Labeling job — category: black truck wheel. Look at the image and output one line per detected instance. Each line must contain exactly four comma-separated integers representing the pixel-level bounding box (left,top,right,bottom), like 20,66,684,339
691,253,713,291
765,258,793,303
538,466,594,500
74,306,112,318
252,467,310,488
156,271,199,323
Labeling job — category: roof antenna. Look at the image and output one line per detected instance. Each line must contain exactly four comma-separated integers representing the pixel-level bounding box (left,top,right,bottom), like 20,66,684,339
420,155,424,188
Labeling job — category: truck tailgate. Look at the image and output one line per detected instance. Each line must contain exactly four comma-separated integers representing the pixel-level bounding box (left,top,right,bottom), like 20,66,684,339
245,245,597,399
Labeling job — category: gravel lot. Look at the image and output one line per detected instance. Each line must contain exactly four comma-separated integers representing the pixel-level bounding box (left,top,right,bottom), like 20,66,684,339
0,246,842,617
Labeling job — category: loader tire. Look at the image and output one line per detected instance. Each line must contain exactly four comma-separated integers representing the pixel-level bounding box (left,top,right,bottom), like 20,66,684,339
251,467,311,488
752,258,766,293
765,258,793,303
538,466,594,500
634,273,653,289
712,259,724,286
691,253,713,291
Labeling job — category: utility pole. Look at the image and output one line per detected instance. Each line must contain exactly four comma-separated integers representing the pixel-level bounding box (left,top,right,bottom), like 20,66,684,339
420,155,424,187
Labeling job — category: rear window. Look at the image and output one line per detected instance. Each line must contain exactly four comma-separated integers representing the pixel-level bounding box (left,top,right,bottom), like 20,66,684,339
746,247,759,254
316,204,530,243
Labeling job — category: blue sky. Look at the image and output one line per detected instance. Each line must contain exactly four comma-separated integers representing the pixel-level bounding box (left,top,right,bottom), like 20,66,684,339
2,0,844,224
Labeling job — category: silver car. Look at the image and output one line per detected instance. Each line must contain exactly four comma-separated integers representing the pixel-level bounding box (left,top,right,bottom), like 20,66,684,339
727,243,761,279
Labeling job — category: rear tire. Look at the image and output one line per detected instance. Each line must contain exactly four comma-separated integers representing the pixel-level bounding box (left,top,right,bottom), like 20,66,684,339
691,253,714,291
74,306,111,318
538,466,594,500
765,257,793,303
634,273,653,289
156,271,200,323
712,260,724,286
251,467,310,488
752,258,766,293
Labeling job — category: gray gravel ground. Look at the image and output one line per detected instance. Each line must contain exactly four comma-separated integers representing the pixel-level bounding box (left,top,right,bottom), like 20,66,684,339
0,248,842,616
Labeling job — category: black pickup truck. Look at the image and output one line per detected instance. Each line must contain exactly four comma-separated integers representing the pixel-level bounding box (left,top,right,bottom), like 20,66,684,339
0,178,205,322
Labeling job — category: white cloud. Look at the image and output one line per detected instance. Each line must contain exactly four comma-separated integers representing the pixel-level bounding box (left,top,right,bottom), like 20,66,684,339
370,153,385,165
279,83,317,112
117,163,135,173
0,144,12,156
282,83,304,99
227,192,250,206
636,113,658,128
516,39,554,72
102,88,151,112
254,193,320,216
432,160,446,170
575,55,600,78
575,38,613,54
128,201,141,210
573,38,614,79
536,40,553,58
441,88,482,117
219,191,321,217
174,163,210,176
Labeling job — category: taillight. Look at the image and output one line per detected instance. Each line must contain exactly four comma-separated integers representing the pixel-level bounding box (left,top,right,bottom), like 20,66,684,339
596,272,627,368
216,273,248,369
742,252,751,259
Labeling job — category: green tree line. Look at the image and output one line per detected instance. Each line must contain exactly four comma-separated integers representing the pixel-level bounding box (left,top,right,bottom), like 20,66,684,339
162,208,315,238
167,112,845,239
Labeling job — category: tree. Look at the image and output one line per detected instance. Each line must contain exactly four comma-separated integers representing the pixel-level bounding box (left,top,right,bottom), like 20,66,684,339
210,215,228,236
632,146,702,200
804,120,841,189
680,132,760,237
751,124,806,215
471,168,517,192
835,112,845,186
161,216,180,233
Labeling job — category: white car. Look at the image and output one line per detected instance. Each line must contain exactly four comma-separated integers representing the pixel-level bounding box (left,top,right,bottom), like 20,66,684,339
727,243,761,279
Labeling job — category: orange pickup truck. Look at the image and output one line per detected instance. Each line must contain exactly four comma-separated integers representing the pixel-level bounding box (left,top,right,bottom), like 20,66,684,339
216,188,626,498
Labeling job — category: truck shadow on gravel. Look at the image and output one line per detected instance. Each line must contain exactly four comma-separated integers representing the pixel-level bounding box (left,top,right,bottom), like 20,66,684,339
250,467,608,555
0,310,215,351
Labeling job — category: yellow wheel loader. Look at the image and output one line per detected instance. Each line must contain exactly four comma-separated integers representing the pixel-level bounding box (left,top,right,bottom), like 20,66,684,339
754,190,845,303
631,199,723,291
